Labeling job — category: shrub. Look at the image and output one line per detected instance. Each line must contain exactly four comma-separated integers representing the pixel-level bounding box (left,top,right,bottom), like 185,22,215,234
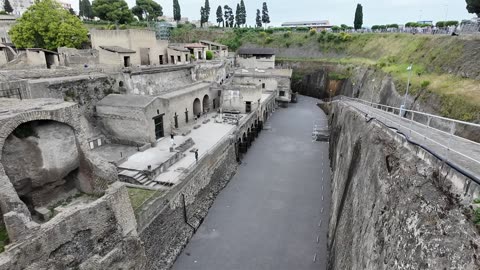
309,29,317,36
331,26,340,32
206,50,213,60
265,37,273,44
283,31,291,38
285,42,291,48
119,24,127,30
420,80,430,89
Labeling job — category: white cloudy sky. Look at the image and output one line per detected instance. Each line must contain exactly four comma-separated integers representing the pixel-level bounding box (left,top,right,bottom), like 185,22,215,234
70,0,474,26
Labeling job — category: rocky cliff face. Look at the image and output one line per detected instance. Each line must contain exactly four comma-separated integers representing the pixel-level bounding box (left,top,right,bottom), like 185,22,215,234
2,121,80,209
327,102,480,269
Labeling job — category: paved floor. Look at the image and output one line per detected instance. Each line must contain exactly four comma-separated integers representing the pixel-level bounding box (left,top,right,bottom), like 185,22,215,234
345,100,480,179
173,95,330,270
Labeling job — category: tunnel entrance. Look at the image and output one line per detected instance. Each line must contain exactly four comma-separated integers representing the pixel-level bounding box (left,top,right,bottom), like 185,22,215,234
1,120,81,219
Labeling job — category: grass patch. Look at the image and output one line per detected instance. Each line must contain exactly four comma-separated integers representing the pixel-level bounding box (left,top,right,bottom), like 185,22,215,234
127,187,160,211
0,225,9,253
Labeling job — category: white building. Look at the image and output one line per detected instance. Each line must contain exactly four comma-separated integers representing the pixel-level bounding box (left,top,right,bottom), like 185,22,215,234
281,20,332,31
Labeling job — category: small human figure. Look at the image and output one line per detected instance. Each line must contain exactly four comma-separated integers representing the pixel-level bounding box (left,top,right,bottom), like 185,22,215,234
195,150,199,162
170,133,176,146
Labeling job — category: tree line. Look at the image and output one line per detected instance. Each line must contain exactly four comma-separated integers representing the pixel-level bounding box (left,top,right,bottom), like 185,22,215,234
212,1,270,28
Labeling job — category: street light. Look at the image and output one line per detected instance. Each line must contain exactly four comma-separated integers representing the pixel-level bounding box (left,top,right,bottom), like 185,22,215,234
401,64,413,116
370,78,375,105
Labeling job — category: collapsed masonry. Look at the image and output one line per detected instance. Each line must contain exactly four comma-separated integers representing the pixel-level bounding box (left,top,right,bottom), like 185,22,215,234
0,48,292,268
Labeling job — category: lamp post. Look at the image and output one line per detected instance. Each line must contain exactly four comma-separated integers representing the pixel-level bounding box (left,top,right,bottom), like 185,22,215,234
401,64,413,116
370,78,375,105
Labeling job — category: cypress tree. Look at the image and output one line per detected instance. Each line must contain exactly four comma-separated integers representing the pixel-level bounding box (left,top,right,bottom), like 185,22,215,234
239,0,246,26
173,0,181,22
4,0,13,14
256,9,262,28
261,2,270,25
200,6,205,27
354,3,363,30
216,5,223,27
79,0,84,17
235,3,240,27
224,5,233,27
84,0,93,19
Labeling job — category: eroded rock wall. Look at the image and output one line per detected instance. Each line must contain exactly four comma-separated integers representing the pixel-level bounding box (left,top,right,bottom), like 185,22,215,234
327,102,480,270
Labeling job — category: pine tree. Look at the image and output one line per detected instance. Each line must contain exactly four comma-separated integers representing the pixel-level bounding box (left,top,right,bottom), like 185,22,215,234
261,2,270,25
256,9,262,28
216,5,223,27
4,0,13,14
173,0,181,21
235,3,240,27
354,3,363,30
239,0,246,26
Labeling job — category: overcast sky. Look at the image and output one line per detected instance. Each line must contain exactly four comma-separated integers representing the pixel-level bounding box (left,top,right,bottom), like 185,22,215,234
71,0,474,26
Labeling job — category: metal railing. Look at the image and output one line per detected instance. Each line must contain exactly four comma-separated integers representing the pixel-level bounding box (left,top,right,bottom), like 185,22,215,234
340,97,480,181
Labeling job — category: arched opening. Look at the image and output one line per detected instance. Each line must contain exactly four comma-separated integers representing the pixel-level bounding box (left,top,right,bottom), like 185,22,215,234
193,98,201,118
202,94,210,113
1,120,80,218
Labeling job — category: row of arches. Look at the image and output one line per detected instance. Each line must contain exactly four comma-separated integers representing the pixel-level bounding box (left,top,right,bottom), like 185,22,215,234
193,94,210,119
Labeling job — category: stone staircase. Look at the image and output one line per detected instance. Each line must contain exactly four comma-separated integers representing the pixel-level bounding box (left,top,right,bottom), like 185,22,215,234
118,169,174,188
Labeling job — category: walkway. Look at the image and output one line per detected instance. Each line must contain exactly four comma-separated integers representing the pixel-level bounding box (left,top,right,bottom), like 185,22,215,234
173,95,330,270
344,99,480,180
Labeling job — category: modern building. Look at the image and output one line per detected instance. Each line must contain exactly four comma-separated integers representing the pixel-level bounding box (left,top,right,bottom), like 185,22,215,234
0,14,16,43
281,20,332,31
7,0,33,15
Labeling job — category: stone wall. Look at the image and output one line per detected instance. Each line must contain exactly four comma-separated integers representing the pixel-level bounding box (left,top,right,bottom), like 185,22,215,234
139,138,238,270
327,101,480,269
0,182,147,270
126,66,194,96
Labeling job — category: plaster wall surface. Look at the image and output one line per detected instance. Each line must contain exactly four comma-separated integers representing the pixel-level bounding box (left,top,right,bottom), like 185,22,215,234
127,67,194,96
236,55,275,69
327,102,480,269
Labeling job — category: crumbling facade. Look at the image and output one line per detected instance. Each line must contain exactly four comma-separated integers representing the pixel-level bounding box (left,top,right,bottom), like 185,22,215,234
0,43,291,268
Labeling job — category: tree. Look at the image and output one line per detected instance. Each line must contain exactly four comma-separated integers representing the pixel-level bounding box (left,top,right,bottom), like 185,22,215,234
4,0,13,14
354,3,363,30
261,2,270,26
239,0,246,26
466,0,480,17
9,0,88,50
235,3,240,27
224,5,233,27
69,7,76,15
92,0,133,23
216,5,223,27
80,0,94,19
256,9,262,28
132,0,163,21
79,0,84,17
199,0,209,27
173,0,181,21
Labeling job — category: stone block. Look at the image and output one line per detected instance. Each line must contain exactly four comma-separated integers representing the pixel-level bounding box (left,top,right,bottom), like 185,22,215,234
34,207,52,222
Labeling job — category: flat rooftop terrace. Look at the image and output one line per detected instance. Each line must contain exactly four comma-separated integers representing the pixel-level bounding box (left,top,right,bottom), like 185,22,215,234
234,68,293,78
0,98,77,121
